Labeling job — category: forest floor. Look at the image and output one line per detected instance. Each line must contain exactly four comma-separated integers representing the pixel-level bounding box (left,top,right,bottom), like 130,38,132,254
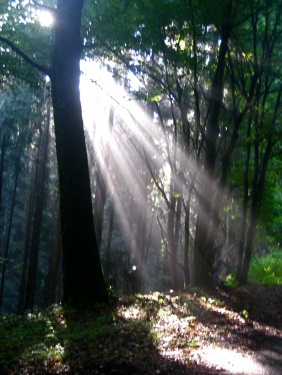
1,284,281,374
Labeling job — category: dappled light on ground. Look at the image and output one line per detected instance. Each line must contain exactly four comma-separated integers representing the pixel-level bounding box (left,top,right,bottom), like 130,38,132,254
1,286,281,374
199,346,266,374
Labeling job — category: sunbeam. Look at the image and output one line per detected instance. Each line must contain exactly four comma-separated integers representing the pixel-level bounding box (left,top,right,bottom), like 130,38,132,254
80,59,231,292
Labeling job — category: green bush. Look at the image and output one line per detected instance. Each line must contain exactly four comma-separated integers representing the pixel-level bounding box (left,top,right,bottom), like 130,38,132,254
248,250,282,285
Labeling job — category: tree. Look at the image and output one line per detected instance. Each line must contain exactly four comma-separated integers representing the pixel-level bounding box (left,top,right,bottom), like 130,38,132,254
0,0,109,308
228,0,282,283
88,0,281,288
51,0,108,307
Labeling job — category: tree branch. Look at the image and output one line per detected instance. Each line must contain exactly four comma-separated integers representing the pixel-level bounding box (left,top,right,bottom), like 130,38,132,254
157,215,184,272
0,36,51,77
31,0,57,15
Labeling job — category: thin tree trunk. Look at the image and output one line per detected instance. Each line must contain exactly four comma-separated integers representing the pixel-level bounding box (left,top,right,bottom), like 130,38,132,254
135,178,148,292
236,117,251,280
24,90,50,311
104,203,114,280
0,134,7,254
0,134,6,212
95,105,114,249
0,159,20,308
48,216,62,305
18,182,35,314
193,11,232,285
183,187,193,287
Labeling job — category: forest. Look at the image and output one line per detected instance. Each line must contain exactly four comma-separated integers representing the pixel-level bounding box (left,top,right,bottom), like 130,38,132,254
0,1,281,374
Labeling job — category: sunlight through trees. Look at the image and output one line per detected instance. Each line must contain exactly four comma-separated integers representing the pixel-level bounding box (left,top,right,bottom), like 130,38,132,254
0,0,281,313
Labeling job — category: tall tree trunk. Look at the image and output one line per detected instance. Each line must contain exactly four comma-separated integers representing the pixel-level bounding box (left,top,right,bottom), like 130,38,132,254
0,134,7,254
104,203,114,280
48,215,62,305
0,134,6,212
0,158,20,308
236,117,251,280
183,187,193,287
240,135,275,284
94,105,114,250
24,100,50,311
51,0,108,308
167,184,177,287
240,133,260,284
193,12,232,286
18,181,36,314
135,177,148,292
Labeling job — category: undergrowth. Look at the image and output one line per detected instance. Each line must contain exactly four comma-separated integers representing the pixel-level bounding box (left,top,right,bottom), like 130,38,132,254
248,250,282,284
0,286,281,374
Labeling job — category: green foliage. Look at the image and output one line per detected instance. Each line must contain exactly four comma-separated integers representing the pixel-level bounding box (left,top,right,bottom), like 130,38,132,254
0,0,54,86
0,0,281,309
248,249,282,285
0,305,116,373
224,272,240,287
1,288,281,374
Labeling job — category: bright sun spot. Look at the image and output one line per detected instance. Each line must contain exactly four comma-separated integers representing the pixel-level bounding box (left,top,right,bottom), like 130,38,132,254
80,60,139,137
37,10,53,27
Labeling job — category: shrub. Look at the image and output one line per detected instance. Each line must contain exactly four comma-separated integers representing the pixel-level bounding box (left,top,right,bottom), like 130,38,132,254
248,250,282,285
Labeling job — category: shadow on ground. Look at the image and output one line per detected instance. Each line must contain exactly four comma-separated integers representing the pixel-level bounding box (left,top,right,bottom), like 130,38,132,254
62,314,222,375
1,285,281,375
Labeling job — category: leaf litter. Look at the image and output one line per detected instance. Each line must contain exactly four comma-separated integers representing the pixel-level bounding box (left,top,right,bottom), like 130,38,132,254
1,285,281,374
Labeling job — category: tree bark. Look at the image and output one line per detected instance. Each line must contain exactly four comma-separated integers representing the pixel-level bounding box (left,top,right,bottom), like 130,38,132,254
193,12,232,286
0,134,6,212
48,215,62,305
51,0,108,308
24,93,50,311
0,154,20,308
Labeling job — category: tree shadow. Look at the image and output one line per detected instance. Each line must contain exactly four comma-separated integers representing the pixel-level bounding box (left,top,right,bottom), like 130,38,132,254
62,313,223,375
1,286,281,375
255,335,282,374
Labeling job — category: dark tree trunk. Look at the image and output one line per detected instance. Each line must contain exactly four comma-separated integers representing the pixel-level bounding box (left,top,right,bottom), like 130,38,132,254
0,134,6,211
236,117,251,280
167,188,177,287
0,157,20,308
48,216,62,305
18,193,34,314
104,203,114,280
240,134,260,285
135,177,148,292
0,134,7,254
193,15,232,286
184,187,193,287
24,91,51,311
51,0,108,308
239,136,275,284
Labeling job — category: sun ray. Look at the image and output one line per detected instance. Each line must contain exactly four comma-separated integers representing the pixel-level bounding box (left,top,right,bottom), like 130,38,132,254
80,59,231,291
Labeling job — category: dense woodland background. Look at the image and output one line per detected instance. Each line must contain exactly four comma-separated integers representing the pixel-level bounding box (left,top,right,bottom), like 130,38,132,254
0,0,281,314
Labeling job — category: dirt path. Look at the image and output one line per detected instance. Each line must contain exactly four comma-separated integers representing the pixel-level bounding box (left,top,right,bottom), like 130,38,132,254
188,285,282,374
1,284,281,375
193,332,282,374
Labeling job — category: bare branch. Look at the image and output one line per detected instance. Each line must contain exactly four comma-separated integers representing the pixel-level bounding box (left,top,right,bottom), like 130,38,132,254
157,215,184,272
143,146,172,210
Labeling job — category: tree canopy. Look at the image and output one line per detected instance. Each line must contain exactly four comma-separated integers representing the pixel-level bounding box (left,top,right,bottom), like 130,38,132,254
0,0,281,312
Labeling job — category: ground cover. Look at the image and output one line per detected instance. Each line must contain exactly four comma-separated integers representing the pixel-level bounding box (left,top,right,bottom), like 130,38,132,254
0,285,281,374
